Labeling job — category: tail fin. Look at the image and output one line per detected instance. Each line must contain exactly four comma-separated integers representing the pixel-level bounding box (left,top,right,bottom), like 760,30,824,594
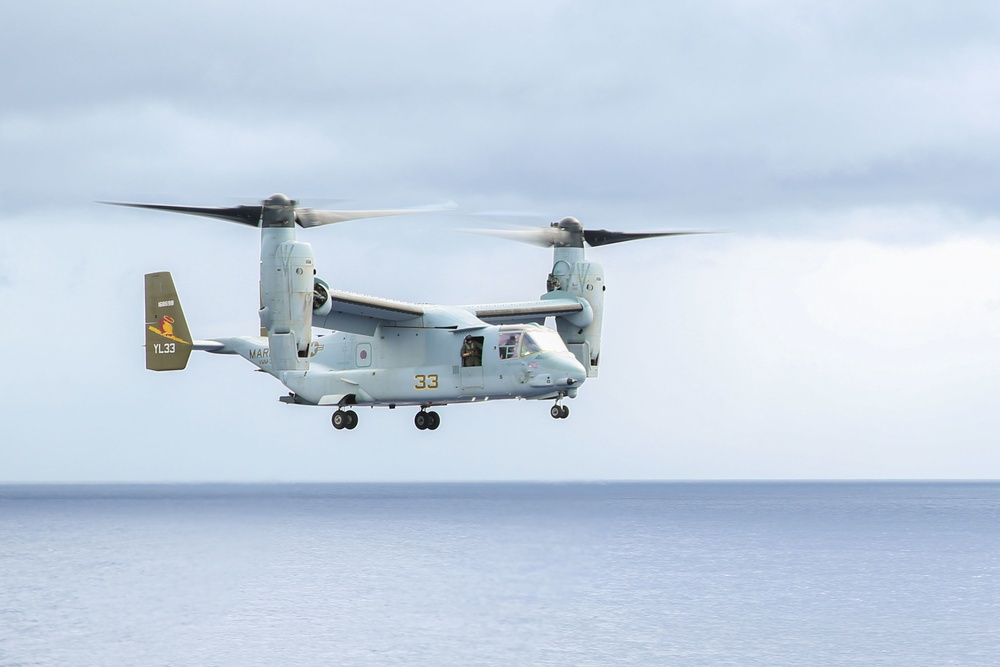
144,272,193,371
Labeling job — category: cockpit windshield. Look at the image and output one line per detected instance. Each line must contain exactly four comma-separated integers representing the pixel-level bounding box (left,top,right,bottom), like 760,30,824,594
498,326,567,360
520,329,566,357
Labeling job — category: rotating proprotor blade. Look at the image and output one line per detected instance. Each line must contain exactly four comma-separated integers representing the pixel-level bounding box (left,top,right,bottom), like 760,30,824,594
582,229,712,247
102,193,453,228
462,226,567,247
467,216,713,248
294,206,447,228
100,201,265,227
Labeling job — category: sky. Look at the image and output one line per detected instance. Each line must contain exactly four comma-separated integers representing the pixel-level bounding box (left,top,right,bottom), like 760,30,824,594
4,1,1000,481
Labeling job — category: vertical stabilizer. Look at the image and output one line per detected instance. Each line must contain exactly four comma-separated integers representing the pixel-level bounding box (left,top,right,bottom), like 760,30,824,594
144,272,193,371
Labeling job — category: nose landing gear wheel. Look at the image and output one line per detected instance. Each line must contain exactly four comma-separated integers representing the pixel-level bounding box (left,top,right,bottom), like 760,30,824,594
550,404,570,419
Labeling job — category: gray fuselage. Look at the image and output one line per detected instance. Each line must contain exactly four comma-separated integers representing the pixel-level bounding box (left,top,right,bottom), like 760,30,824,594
213,321,586,408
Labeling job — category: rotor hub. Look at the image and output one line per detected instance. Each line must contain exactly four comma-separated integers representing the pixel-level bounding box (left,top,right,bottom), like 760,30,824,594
262,193,296,228
265,193,292,207
549,216,585,248
554,216,583,233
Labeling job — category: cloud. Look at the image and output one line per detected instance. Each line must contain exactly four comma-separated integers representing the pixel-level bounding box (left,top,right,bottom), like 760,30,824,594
6,2,1000,220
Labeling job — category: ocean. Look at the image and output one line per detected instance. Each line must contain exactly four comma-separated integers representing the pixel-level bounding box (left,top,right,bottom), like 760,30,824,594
1,482,997,666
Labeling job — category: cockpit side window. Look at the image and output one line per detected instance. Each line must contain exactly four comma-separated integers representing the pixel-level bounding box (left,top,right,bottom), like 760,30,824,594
498,332,521,360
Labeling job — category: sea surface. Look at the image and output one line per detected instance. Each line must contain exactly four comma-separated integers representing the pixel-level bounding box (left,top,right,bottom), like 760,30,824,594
1,482,998,666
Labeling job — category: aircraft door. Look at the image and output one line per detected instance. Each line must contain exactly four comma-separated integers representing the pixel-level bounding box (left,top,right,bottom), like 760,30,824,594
460,335,484,389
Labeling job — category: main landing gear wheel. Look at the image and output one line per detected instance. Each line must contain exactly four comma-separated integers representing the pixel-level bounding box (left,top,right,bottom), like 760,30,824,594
550,404,570,419
414,410,441,430
332,409,359,430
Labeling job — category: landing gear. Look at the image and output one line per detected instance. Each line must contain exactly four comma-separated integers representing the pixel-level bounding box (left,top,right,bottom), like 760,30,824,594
550,403,570,419
332,409,359,430
414,409,441,431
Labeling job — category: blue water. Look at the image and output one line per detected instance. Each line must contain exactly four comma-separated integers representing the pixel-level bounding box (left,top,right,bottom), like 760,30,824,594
1,482,998,666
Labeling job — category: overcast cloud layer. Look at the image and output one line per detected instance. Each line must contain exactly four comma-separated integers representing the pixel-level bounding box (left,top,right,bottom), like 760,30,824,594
4,1,1000,481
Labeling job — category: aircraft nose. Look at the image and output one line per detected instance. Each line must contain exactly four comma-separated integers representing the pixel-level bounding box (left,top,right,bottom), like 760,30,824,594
550,353,587,387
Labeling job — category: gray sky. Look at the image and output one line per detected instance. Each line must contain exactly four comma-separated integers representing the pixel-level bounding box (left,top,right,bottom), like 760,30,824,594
4,1,1000,481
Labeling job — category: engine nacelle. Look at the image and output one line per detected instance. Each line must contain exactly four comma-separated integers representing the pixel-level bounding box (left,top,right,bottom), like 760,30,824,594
547,253,605,378
259,238,315,368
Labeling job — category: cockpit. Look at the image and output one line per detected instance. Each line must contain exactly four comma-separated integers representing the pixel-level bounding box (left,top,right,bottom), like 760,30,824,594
498,325,568,360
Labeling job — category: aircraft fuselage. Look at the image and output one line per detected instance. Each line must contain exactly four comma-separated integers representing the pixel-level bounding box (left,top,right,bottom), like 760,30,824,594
212,321,586,408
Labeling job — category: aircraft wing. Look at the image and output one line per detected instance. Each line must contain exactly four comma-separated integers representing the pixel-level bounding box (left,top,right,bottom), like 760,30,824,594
314,290,586,334
315,288,492,335
314,289,428,335
324,288,426,320
461,296,586,325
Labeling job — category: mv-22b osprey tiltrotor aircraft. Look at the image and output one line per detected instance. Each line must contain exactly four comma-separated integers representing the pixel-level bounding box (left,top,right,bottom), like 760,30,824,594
112,194,699,431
